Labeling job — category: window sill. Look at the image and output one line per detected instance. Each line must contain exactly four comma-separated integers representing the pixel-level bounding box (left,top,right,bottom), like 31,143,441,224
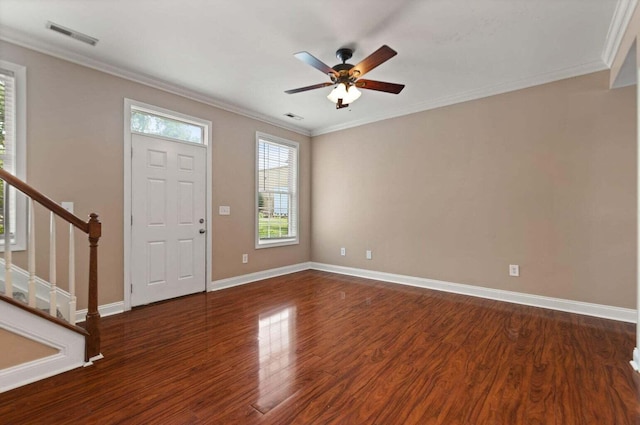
0,244,26,253
255,238,299,249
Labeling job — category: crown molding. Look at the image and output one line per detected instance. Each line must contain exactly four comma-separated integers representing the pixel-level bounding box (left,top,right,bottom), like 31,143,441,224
311,60,608,136
0,25,614,139
0,27,311,137
602,0,639,67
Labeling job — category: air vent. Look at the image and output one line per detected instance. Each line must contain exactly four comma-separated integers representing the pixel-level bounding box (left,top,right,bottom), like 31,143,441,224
284,113,303,121
46,21,99,46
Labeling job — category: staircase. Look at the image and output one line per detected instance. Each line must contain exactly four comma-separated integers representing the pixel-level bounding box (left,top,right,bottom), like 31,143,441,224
0,262,66,320
0,168,102,393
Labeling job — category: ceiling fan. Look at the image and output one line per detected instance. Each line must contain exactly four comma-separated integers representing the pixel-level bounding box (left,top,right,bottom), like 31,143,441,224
285,45,405,109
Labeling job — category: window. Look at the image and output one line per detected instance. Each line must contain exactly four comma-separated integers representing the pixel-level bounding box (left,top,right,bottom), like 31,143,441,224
0,60,27,251
256,133,298,248
130,108,204,144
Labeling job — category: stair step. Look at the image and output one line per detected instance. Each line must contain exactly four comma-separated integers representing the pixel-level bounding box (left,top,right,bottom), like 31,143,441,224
12,291,26,303
5,290,65,321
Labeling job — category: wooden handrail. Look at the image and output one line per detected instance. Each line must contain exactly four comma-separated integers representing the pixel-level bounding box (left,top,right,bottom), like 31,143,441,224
0,168,101,362
0,169,88,233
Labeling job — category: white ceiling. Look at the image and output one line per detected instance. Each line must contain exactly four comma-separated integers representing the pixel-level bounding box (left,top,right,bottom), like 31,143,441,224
0,0,628,136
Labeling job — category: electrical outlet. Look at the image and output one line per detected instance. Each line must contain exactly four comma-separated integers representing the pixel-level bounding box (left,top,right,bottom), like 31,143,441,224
340,247,346,256
242,254,248,264
509,264,519,277
366,250,372,260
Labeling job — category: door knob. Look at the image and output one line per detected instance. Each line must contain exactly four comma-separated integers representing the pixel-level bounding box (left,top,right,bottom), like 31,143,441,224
199,229,206,234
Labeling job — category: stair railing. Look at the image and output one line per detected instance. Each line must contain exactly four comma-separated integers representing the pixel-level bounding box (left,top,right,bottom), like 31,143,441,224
0,168,101,361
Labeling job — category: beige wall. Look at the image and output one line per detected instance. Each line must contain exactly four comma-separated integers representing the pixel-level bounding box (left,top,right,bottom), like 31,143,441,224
312,71,636,308
0,40,635,311
0,41,311,309
0,327,58,369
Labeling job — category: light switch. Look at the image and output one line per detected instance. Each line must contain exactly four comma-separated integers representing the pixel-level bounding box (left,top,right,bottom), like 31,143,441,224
61,202,74,213
219,206,230,215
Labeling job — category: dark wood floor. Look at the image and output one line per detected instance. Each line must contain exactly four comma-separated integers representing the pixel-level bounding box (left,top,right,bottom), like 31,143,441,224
2,270,639,424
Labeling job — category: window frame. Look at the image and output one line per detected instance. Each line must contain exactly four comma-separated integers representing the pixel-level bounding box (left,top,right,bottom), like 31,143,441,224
0,60,27,252
255,132,299,249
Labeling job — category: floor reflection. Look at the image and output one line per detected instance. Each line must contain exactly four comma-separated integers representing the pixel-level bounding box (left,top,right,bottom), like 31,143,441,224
256,305,297,412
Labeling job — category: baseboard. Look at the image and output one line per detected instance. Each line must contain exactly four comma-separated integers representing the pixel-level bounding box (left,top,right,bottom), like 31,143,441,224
630,347,640,372
309,262,636,323
209,262,312,292
75,301,125,323
1,301,86,393
72,262,636,324
0,354,84,393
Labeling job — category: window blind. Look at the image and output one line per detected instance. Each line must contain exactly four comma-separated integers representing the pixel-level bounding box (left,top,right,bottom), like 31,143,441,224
257,136,298,244
0,70,15,174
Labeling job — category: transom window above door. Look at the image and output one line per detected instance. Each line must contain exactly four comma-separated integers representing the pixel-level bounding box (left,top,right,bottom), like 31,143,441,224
131,108,204,144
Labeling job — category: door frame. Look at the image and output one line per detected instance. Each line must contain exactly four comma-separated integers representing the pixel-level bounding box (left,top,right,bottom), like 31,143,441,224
123,98,212,311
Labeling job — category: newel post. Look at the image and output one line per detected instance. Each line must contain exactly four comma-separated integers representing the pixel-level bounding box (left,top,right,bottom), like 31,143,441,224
85,213,102,361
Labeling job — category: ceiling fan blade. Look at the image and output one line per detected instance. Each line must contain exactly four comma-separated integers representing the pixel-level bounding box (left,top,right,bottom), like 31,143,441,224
285,82,333,94
350,45,397,78
294,51,339,76
355,79,405,94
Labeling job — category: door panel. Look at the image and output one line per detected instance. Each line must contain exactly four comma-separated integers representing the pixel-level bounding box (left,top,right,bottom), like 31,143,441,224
131,134,206,306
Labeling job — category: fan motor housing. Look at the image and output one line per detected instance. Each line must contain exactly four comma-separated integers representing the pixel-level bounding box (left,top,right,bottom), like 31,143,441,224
336,48,353,63
332,63,353,72
332,48,359,83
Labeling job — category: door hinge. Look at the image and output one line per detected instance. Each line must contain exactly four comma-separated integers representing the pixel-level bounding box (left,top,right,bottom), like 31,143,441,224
130,284,133,294
131,146,133,158
131,215,133,226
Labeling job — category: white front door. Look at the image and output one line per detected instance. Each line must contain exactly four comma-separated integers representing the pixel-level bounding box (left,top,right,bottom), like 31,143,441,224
131,133,207,306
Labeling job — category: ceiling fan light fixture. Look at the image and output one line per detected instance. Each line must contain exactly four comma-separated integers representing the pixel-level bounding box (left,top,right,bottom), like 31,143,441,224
327,83,348,103
343,85,361,104
327,83,361,106
288,45,402,106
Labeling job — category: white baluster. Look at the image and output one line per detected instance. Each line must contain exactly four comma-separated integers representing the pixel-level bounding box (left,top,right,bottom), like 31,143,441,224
68,222,76,325
49,211,57,317
28,199,36,308
3,182,12,298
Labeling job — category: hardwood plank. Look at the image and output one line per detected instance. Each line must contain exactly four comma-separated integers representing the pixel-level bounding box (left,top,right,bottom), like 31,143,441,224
1,270,638,424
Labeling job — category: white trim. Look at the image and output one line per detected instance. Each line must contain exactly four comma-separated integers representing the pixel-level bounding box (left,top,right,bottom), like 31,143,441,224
612,41,637,88
0,258,73,320
0,59,28,252
75,301,124,323
0,27,613,138
602,0,639,67
0,352,82,393
631,347,640,371
309,263,637,323
0,301,85,393
0,28,310,137
63,260,635,324
209,262,311,292
311,60,608,136
255,132,300,249
123,100,132,311
123,99,212,311
635,64,640,370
